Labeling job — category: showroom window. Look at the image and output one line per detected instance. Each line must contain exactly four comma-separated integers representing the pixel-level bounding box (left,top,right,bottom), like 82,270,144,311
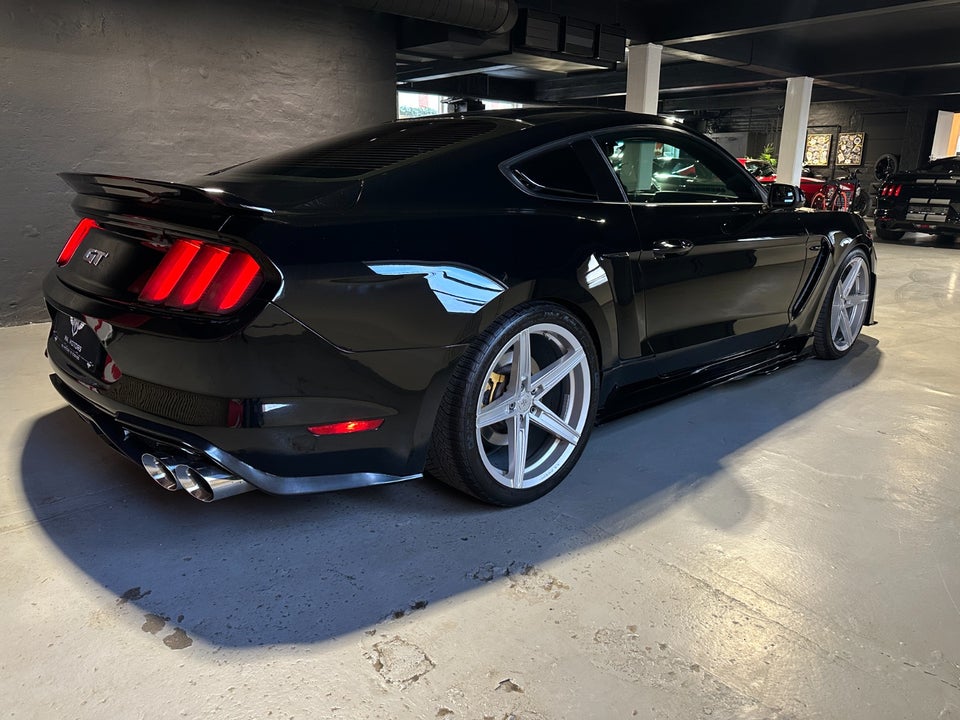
397,91,521,119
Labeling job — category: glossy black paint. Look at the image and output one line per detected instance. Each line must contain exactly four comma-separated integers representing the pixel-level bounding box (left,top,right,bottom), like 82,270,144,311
43,108,876,496
876,157,960,238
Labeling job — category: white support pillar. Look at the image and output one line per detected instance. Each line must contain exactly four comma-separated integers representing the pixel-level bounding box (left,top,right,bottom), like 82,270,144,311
625,43,662,115
777,76,814,187
930,111,956,159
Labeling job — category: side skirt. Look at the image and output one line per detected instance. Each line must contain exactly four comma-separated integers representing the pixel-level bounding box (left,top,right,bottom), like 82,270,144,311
596,335,811,423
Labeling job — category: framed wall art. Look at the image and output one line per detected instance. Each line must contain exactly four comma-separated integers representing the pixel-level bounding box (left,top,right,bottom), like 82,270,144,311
837,132,865,166
804,133,833,167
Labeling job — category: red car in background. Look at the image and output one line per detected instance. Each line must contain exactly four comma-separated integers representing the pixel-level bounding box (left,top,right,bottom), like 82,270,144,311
737,158,853,209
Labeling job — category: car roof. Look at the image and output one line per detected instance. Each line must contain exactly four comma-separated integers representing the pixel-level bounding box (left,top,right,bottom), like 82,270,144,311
442,106,674,136
456,106,658,125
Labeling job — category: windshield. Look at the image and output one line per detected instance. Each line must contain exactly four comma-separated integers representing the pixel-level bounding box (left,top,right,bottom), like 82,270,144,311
208,118,502,180
743,160,775,176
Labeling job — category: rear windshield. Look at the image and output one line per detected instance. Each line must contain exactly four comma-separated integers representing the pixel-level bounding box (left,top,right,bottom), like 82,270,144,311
209,118,502,180
920,157,960,174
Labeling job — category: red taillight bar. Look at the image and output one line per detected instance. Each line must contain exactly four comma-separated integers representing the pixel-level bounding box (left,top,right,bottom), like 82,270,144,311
137,237,263,315
139,239,202,303
200,252,261,313
307,418,384,436
57,218,99,266
166,244,230,309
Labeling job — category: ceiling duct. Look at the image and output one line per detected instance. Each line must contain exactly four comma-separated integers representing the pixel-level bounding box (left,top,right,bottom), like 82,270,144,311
341,0,518,34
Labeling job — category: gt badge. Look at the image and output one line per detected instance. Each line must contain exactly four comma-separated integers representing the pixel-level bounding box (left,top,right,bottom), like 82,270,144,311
83,248,109,266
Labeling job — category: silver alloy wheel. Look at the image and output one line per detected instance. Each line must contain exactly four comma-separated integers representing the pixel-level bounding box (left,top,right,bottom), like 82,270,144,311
474,322,591,490
830,254,870,352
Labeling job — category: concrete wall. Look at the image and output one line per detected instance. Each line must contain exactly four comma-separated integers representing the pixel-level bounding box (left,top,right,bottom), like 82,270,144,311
806,100,934,175
740,99,936,180
0,0,397,326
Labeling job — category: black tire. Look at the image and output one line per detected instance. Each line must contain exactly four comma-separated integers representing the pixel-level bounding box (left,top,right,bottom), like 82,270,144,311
426,302,599,506
851,189,872,216
875,225,904,242
935,233,957,243
874,154,899,182
813,248,871,359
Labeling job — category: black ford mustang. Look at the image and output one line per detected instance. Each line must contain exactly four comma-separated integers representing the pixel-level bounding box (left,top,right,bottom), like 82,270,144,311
44,108,876,506
875,156,960,242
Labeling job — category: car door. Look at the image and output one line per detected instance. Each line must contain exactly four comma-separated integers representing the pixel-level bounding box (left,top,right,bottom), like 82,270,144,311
594,127,811,375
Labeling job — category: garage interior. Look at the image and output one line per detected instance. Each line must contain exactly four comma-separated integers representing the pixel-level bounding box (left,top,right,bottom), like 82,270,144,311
1,1,959,718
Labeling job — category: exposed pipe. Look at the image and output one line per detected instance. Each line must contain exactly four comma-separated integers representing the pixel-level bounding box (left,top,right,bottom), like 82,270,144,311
173,464,256,502
340,0,518,34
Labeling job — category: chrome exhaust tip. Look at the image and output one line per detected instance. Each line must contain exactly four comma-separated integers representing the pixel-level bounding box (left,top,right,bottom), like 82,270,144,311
173,465,254,502
141,453,179,491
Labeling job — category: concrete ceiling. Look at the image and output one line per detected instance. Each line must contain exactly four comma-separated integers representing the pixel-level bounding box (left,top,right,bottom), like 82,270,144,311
391,0,960,113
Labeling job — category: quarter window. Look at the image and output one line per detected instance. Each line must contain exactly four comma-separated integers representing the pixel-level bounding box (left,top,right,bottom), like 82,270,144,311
511,145,598,200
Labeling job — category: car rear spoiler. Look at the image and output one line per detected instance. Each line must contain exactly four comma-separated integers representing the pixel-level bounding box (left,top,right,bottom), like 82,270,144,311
58,172,274,214
59,172,364,216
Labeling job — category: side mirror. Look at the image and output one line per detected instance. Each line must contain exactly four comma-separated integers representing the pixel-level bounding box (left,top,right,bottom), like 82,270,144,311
767,182,804,209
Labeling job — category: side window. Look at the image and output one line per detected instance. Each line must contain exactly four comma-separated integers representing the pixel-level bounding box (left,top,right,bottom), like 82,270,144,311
598,134,754,204
511,145,598,200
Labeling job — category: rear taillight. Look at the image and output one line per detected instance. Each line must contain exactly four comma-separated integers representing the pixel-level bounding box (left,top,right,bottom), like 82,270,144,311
200,252,261,313
138,238,262,315
57,218,99,266
139,239,202,303
880,184,903,197
167,244,230,308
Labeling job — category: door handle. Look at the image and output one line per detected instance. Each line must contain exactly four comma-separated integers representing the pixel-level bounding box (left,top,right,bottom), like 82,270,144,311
652,239,694,259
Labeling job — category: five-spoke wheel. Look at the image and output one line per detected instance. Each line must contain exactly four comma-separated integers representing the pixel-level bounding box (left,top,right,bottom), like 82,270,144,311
427,303,599,506
814,248,871,358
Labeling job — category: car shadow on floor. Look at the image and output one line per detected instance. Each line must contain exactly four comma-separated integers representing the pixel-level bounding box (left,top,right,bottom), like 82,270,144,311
19,337,880,648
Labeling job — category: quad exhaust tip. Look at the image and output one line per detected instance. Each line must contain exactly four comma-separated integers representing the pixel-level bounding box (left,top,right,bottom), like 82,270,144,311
140,453,254,502
141,453,179,491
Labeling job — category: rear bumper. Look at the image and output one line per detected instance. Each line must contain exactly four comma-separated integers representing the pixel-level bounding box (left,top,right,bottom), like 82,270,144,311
49,371,421,494
43,292,465,495
875,196,960,236
876,216,960,235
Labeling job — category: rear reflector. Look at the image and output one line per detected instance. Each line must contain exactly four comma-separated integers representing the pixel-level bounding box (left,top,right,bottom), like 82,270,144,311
137,238,262,315
307,418,384,436
57,218,99,266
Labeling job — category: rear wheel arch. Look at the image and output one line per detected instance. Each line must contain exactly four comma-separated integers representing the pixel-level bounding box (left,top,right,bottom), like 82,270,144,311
531,296,609,372
469,278,616,373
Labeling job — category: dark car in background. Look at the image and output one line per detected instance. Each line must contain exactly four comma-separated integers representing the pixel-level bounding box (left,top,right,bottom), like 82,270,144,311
875,156,960,241
43,108,876,507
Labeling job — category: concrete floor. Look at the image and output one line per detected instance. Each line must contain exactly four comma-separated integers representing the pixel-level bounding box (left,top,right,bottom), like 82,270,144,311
2,236,959,719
